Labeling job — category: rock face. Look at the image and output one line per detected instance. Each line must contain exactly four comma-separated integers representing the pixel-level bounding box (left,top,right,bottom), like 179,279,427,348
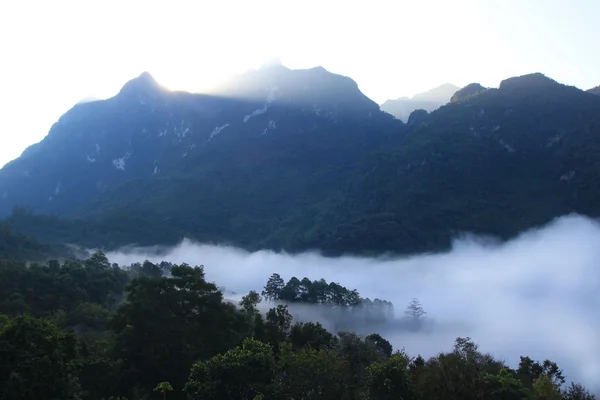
3,68,600,255
380,83,460,121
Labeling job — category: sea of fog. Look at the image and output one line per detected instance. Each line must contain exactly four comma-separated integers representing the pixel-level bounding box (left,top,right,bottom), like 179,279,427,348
104,214,600,391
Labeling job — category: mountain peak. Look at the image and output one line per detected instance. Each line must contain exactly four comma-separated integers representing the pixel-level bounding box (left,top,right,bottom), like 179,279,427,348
380,84,459,121
118,71,163,98
449,83,488,103
499,72,560,91
411,83,460,102
588,86,600,95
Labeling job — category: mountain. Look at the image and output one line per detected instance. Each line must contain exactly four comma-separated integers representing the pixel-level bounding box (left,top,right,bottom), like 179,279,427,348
449,83,488,103
0,65,406,252
588,85,600,95
334,73,600,252
3,70,600,255
0,66,399,217
380,83,460,121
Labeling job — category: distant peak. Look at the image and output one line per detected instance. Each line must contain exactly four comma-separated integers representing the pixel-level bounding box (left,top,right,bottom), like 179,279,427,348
118,71,163,97
499,72,560,91
432,83,461,91
450,83,488,104
75,96,101,105
411,83,461,102
587,85,600,95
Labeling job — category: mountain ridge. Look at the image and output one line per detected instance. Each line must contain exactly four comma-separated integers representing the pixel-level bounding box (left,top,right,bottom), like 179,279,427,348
380,83,460,121
3,68,600,255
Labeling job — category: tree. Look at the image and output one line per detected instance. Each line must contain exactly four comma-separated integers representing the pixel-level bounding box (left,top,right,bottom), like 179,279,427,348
0,315,81,399
335,331,383,397
365,352,416,400
264,305,293,346
414,337,505,400
404,298,426,331
366,333,393,358
109,264,247,399
262,273,285,301
271,342,349,400
484,368,530,400
517,356,565,390
533,376,562,400
240,290,262,315
154,382,173,400
184,338,275,400
289,322,335,351
280,277,302,302
563,382,597,400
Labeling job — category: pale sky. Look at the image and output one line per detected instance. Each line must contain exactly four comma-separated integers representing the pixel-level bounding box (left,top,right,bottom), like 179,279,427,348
1,0,599,167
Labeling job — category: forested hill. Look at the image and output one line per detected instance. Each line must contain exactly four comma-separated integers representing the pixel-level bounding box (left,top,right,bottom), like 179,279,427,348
3,70,600,255
0,222,60,261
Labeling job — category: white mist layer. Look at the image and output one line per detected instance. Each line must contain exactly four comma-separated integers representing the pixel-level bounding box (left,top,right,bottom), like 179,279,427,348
105,214,600,390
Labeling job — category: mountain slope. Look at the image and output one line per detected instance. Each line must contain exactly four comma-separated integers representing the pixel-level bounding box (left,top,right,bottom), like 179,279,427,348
4,71,600,255
380,83,460,121
1,66,406,251
327,73,600,252
588,86,600,95
0,221,58,261
0,66,402,219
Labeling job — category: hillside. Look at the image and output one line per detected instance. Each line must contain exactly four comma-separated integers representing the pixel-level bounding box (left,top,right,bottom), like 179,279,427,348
0,65,401,219
333,73,600,252
3,71,600,255
380,83,459,121
0,221,59,261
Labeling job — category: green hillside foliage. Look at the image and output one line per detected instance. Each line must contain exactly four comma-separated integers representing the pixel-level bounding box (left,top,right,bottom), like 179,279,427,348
0,221,59,261
0,253,596,399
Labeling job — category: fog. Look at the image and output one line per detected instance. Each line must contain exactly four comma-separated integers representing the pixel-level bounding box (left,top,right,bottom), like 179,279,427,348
105,214,600,390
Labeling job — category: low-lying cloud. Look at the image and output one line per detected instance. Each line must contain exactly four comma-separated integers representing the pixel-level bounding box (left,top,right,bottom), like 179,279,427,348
105,214,600,390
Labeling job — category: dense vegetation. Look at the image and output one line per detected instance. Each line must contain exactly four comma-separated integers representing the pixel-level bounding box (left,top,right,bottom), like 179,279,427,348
0,221,62,261
0,253,596,400
3,71,600,256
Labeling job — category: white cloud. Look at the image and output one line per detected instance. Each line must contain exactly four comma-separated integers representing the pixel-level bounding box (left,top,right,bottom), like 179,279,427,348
105,214,600,390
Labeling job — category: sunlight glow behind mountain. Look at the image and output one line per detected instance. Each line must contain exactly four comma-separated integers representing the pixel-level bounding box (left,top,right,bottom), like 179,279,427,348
1,0,599,167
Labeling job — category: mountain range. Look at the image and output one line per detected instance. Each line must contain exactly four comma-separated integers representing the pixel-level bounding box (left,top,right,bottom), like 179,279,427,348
380,83,460,121
2,66,600,256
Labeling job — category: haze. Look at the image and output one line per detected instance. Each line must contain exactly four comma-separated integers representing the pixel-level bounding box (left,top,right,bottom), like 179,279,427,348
2,0,600,167
103,214,600,392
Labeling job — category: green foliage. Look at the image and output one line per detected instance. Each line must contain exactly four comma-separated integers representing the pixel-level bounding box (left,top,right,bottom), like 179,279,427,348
563,382,597,400
271,342,350,400
0,314,81,399
413,337,506,400
533,375,563,400
109,264,248,399
3,72,600,260
185,338,275,400
289,321,335,351
366,333,393,358
154,381,173,400
0,252,129,318
485,368,530,400
365,352,415,400
0,221,59,261
0,254,596,400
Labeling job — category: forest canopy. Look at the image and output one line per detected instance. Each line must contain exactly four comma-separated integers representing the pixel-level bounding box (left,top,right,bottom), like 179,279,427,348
0,253,596,400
